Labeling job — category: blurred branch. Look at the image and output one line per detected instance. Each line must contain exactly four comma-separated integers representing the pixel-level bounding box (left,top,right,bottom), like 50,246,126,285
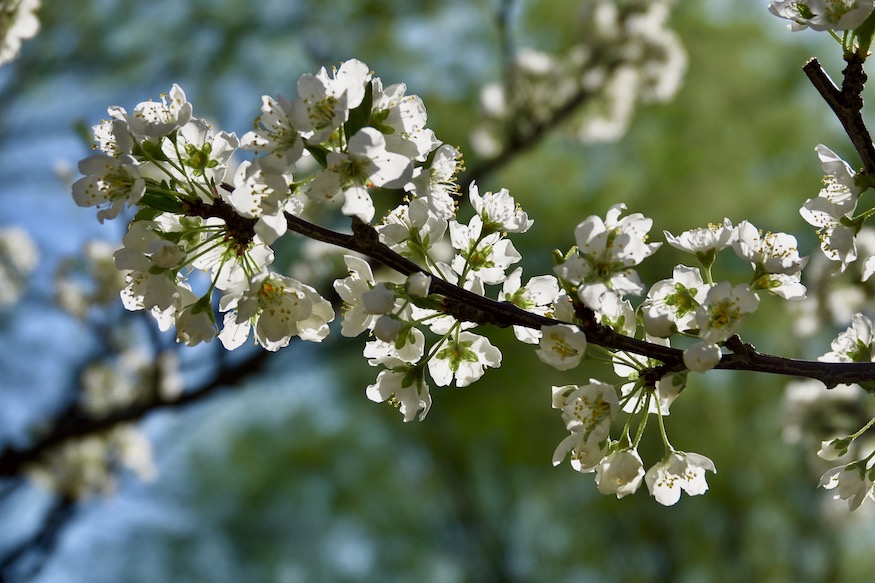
0,349,270,478
0,496,75,582
460,84,597,193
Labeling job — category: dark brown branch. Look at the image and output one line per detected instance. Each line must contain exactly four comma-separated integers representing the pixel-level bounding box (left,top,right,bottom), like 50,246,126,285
283,213,875,389
804,56,875,175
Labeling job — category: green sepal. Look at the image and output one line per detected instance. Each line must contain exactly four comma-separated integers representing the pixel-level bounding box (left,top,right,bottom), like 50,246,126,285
855,11,875,57
140,192,185,214
305,143,329,168
140,139,170,162
131,206,163,223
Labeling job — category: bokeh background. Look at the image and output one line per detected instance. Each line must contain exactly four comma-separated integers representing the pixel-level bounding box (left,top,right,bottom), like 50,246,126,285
2,0,875,581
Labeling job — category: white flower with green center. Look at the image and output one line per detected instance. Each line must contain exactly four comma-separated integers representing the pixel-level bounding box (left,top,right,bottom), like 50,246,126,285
645,451,717,506
371,79,439,161
292,59,371,143
363,326,425,367
733,220,808,299
449,214,521,285
800,145,860,272
595,448,645,499
72,154,145,223
167,118,239,188
555,203,660,309
552,381,619,442
536,324,587,370
469,183,533,234
664,218,734,266
733,220,808,275
502,267,560,344
694,282,759,344
820,313,875,362
219,271,334,350
241,94,304,167
306,127,412,223
769,0,875,31
640,265,707,338
377,199,449,262
111,84,192,138
428,331,501,387
366,368,431,422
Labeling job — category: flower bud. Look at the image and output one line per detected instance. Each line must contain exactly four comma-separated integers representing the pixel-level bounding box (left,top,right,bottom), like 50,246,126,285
362,283,395,314
406,272,431,298
683,341,721,373
374,315,402,343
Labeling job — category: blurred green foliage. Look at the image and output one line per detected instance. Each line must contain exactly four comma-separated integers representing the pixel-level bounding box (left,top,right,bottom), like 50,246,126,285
8,0,875,581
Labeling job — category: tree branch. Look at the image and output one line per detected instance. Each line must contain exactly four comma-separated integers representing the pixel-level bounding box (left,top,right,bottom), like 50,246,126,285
804,56,875,175
283,212,875,389
0,350,271,478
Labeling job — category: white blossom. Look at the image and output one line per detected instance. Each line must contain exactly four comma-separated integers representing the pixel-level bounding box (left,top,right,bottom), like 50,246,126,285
640,265,707,337
555,203,660,308
428,331,501,387
645,451,716,506
694,282,759,345
469,183,533,234
502,268,560,343
769,0,875,31
595,448,645,498
73,154,146,222
366,368,431,422
819,462,874,510
800,145,860,272
111,84,192,138
664,218,734,261
536,324,587,370
219,271,334,350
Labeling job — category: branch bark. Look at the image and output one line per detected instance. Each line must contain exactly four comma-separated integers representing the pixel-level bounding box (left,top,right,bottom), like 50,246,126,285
804,56,875,175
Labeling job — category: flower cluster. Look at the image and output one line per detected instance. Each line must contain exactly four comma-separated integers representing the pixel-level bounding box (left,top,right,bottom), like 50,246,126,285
336,183,563,422
71,59,476,350
66,43,875,512
551,382,716,505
